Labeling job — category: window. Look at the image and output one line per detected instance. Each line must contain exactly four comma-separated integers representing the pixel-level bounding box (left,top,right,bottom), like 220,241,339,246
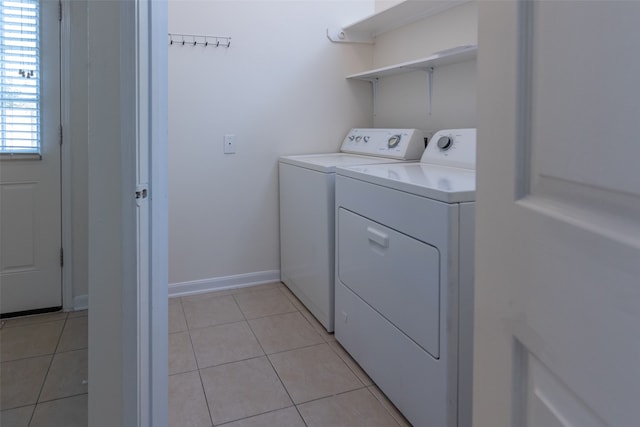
0,0,39,154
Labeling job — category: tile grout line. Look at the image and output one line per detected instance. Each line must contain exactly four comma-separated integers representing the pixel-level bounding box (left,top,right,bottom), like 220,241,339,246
326,340,373,388
33,314,67,407
27,394,89,427
182,293,249,331
173,284,401,427
26,403,36,427
173,337,337,375
212,405,308,427
196,369,215,427
270,289,382,421
204,292,259,426
181,297,201,371
1,312,68,329
242,307,299,322
293,383,370,407
181,295,216,427
243,305,303,424
363,387,404,427
32,391,89,406
366,386,410,427
293,404,310,427
322,333,407,425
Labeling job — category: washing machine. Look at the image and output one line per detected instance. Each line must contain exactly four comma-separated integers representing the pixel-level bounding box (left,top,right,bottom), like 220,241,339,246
334,128,476,427
279,128,425,332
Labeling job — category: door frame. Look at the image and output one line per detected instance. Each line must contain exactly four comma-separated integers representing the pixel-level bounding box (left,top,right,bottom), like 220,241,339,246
60,0,73,312
80,0,168,424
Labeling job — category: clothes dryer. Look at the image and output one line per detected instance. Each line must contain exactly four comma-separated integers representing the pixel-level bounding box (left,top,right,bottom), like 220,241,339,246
334,128,476,427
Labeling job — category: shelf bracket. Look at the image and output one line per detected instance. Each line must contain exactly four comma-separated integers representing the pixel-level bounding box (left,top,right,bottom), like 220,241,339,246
365,78,379,117
425,67,434,116
326,27,374,44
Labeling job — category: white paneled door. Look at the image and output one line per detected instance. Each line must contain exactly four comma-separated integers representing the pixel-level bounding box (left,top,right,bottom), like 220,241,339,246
474,1,640,426
1,0,61,314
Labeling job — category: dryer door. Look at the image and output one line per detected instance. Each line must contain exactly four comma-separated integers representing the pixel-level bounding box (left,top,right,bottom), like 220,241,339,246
337,208,441,358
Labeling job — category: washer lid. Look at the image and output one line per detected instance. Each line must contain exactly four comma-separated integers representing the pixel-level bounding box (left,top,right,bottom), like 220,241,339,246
337,162,476,203
279,153,403,173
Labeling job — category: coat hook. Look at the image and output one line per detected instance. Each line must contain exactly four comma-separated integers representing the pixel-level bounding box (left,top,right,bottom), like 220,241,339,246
167,33,231,49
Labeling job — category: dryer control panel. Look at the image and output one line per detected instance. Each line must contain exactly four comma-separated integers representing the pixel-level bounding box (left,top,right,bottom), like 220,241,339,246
421,128,476,170
340,128,425,160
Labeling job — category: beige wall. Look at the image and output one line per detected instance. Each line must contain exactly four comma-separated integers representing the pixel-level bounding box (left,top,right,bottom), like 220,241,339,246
374,0,404,13
168,0,477,287
168,0,373,286
372,2,478,132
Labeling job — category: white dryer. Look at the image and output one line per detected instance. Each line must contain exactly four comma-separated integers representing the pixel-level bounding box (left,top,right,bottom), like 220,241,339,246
334,129,476,427
279,129,425,332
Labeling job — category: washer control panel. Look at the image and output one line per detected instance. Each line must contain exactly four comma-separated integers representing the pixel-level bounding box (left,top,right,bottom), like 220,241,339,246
340,128,425,160
421,128,476,170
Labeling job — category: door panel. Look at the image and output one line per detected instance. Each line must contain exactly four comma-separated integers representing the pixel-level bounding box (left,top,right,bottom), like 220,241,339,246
525,352,606,427
0,0,61,314
474,1,640,426
526,2,640,197
1,182,37,271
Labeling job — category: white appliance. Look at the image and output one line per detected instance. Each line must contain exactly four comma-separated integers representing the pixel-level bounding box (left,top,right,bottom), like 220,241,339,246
334,128,476,427
279,128,425,332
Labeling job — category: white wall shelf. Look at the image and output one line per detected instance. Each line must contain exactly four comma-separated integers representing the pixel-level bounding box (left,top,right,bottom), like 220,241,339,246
347,45,477,116
327,0,471,43
346,45,477,80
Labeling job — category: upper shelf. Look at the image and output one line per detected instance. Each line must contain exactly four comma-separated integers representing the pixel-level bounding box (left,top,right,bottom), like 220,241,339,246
327,0,471,43
347,45,477,80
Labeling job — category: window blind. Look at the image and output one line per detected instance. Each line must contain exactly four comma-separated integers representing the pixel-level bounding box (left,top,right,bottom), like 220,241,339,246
0,0,39,154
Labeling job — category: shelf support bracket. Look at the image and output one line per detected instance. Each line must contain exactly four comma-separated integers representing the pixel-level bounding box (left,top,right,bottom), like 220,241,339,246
364,78,379,117
426,67,434,116
326,27,374,44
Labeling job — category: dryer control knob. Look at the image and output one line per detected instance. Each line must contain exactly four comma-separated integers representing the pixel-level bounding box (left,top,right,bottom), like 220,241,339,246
437,136,453,150
388,135,401,148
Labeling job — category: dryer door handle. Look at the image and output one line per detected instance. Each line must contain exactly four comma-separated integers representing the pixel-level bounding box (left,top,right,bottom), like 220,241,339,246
367,227,389,248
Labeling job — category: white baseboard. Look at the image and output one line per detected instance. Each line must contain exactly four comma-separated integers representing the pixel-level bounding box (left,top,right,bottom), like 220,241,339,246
71,271,280,307
168,270,281,298
73,294,88,311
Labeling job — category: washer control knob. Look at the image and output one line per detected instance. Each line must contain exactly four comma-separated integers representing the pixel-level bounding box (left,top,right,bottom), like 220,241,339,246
356,136,362,142
363,136,370,143
388,135,401,148
348,135,355,141
437,136,453,150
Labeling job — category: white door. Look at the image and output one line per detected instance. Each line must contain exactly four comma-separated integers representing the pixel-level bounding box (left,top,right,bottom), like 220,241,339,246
474,1,640,425
0,0,61,314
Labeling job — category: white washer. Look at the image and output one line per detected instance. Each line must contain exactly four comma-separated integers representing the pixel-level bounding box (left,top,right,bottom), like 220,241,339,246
334,128,476,427
279,129,425,332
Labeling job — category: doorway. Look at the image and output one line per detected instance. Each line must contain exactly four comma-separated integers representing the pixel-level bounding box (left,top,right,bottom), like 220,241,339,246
0,0,62,316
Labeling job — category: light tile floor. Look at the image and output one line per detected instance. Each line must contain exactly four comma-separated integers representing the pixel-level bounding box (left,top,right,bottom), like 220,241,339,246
0,282,411,426
169,282,411,427
0,310,88,427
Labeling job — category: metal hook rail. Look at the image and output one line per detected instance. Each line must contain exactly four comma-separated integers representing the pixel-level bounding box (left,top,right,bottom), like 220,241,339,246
168,33,231,48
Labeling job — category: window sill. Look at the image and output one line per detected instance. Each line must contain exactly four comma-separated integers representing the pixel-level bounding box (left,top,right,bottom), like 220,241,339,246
1,152,42,161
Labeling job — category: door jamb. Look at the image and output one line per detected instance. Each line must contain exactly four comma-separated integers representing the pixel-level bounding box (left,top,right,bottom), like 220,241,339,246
60,0,74,312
